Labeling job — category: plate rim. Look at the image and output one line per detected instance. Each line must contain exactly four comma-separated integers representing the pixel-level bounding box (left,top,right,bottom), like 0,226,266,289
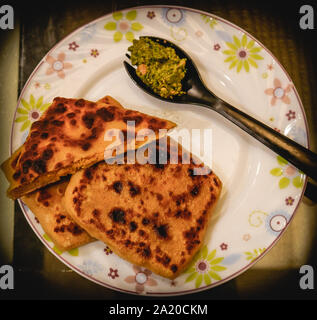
12,4,309,296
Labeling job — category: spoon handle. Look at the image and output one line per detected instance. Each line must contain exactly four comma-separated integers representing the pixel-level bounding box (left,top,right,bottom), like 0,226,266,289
209,99,317,181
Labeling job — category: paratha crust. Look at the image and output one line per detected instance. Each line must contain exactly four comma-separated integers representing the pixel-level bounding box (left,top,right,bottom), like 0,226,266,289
21,179,95,252
63,138,222,279
2,95,176,199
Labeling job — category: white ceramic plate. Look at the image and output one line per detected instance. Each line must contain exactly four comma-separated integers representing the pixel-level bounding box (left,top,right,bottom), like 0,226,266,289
11,5,308,296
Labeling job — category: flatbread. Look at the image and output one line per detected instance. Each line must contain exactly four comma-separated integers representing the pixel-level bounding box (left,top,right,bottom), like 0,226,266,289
2,95,176,199
22,178,95,252
63,138,222,279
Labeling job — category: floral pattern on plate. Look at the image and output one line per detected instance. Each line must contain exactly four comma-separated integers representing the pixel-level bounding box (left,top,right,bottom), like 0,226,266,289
270,156,304,189
184,246,226,288
15,94,51,132
222,34,263,72
104,10,143,42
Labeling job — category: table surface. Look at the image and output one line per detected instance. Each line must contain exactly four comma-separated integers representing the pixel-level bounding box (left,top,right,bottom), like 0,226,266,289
1,0,317,300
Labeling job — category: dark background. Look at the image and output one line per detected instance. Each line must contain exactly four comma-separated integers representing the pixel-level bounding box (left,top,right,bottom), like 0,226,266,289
0,0,317,300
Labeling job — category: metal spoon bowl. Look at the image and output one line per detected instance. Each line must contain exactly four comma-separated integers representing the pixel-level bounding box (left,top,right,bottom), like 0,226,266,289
124,36,317,181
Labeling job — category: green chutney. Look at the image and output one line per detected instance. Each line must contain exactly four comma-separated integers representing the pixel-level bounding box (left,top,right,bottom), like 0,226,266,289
128,37,187,99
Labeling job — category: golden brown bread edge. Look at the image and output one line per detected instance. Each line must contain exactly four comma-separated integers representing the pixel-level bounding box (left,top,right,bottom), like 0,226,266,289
1,95,176,199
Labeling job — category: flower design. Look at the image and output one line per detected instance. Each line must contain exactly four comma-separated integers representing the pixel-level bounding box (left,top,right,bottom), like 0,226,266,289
195,30,203,38
45,52,72,79
270,156,304,189
286,110,296,120
104,10,143,42
262,72,268,79
147,11,155,19
223,34,263,72
108,267,119,279
124,265,157,294
201,14,217,29
185,246,226,288
243,233,251,241
265,210,290,235
170,280,177,286
285,196,295,206
213,43,221,51
15,94,51,132
162,8,186,26
264,78,292,106
248,209,290,235
170,27,188,42
220,243,228,250
267,63,274,71
68,41,79,51
34,82,40,89
104,246,113,255
90,49,99,58
245,248,266,262
248,210,268,227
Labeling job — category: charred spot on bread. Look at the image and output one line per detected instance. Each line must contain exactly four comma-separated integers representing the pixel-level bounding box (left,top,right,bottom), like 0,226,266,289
183,227,197,240
175,209,192,219
109,208,126,224
96,107,114,122
32,159,47,174
75,99,85,107
51,120,64,127
170,264,178,273
55,103,67,113
154,224,168,239
92,209,100,217
128,181,140,197
190,185,200,197
42,149,53,160
37,188,52,203
155,253,171,267
142,217,150,225
82,113,95,129
156,193,163,201
22,160,32,174
12,171,21,180
129,221,138,232
123,115,143,126
112,181,123,194
66,112,76,118
30,131,40,138
140,245,151,258
84,167,94,180
81,142,91,151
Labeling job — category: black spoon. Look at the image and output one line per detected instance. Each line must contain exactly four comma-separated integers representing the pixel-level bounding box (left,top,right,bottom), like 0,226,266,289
123,36,317,181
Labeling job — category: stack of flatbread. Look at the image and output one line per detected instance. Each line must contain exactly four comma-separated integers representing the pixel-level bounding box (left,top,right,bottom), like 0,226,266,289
1,95,222,279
